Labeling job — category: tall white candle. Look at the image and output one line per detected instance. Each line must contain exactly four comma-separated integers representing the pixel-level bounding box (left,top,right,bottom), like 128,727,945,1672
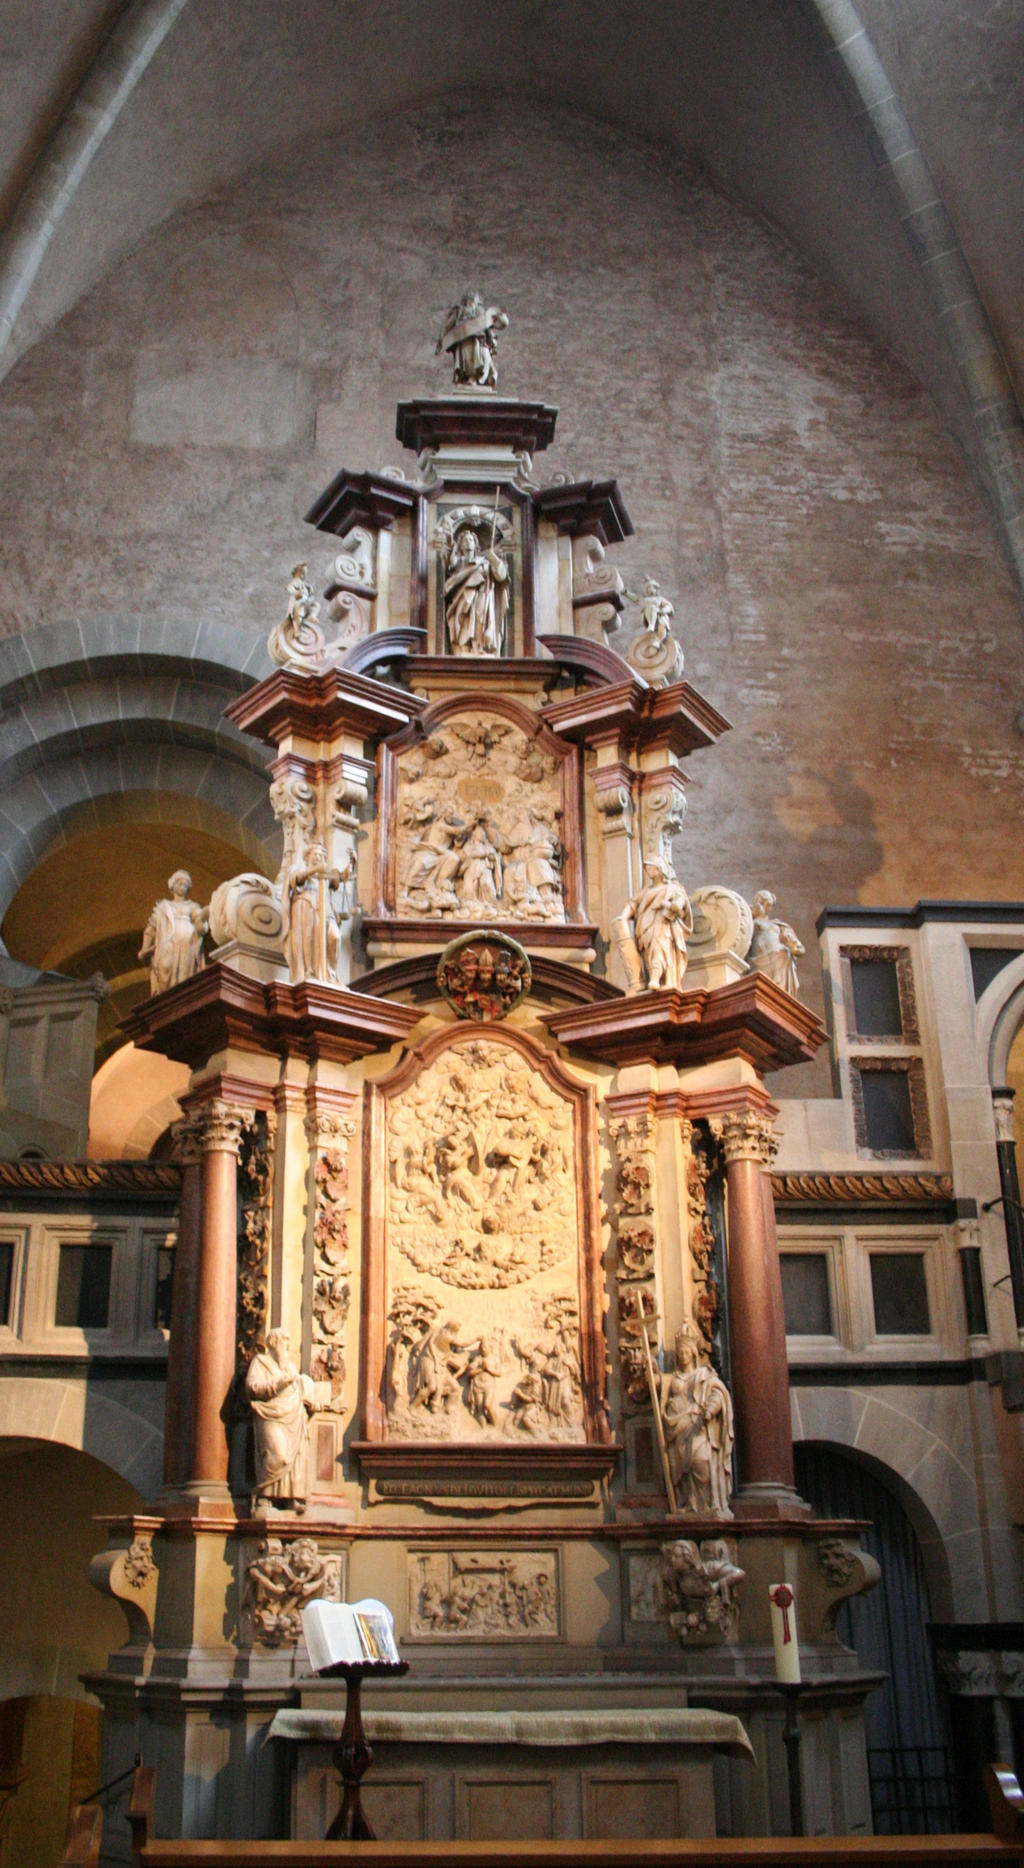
769,1582,801,1684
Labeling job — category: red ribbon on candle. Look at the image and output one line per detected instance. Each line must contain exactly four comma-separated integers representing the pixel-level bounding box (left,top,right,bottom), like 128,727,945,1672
770,1583,795,1643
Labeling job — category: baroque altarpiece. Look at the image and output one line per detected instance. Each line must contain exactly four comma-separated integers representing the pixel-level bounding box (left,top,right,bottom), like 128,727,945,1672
93,302,881,1849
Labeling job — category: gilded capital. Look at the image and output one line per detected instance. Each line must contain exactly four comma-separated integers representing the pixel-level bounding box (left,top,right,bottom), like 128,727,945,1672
710,1108,778,1167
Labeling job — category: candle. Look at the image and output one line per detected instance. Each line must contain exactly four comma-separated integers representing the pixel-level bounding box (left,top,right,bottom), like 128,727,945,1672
769,1582,801,1684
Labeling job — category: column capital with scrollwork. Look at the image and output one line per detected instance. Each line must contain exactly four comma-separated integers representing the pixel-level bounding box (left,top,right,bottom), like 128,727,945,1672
188,1099,253,1157
710,1107,778,1167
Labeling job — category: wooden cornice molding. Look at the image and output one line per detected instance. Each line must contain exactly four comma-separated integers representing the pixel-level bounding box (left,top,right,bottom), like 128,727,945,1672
223,665,425,747
394,397,558,455
304,466,421,537
543,973,826,1072
540,673,730,756
532,478,633,543
121,963,422,1068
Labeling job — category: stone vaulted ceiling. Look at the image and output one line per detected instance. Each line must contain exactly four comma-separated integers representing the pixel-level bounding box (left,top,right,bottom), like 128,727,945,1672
0,0,1021,585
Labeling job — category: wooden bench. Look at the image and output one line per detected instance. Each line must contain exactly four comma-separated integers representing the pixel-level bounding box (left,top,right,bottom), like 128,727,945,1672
60,1764,1024,1868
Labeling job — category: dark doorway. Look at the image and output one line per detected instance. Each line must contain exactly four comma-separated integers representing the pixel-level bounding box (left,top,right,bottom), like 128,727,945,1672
795,1442,956,1833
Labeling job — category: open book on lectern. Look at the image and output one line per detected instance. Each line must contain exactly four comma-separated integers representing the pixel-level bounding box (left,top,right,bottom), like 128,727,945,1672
301,1597,401,1672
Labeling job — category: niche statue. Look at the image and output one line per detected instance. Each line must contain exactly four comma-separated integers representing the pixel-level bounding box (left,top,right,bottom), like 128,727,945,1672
245,1329,315,1514
660,1321,734,1516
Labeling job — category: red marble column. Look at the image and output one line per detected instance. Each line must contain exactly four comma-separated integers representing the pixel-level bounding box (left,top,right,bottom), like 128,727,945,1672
188,1101,248,1495
161,1118,203,1488
713,1105,799,1509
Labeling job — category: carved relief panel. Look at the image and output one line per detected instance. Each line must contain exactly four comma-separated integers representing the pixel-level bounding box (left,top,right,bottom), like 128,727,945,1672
376,698,585,927
408,1548,560,1639
363,1027,608,1449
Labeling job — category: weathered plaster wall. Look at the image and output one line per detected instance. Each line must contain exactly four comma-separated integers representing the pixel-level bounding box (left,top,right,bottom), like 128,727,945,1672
1,96,1022,1082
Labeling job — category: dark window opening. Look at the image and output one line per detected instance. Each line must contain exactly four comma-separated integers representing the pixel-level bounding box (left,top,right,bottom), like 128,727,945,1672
153,1245,175,1332
862,1068,917,1153
0,1241,13,1325
781,1253,832,1335
55,1244,111,1330
870,1252,930,1336
850,957,903,1037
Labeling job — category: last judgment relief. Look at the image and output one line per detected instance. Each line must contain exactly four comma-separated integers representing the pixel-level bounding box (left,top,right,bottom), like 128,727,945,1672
384,1036,584,1442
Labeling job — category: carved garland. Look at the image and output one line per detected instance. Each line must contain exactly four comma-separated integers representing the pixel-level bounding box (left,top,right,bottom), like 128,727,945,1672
237,1111,276,1375
608,1112,658,1413
680,1118,720,1362
308,1110,356,1412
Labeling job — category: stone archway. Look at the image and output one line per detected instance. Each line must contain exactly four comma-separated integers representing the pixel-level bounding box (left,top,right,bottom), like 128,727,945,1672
0,1438,144,1868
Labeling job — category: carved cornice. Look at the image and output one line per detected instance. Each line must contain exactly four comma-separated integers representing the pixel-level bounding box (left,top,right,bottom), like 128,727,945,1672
772,1170,955,1208
710,1109,778,1167
122,962,422,1068
0,1159,181,1196
394,398,559,457
532,479,633,543
543,973,825,1073
540,671,730,758
223,665,424,749
304,465,421,537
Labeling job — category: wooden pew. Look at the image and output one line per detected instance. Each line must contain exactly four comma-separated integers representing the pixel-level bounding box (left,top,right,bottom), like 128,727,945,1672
58,1799,103,1867
125,1765,1024,1868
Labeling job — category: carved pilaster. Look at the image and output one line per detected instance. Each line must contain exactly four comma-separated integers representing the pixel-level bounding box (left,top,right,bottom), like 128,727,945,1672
638,768,687,869
609,1111,658,1413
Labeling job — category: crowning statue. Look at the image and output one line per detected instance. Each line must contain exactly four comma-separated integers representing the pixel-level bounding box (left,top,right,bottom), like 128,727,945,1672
747,889,805,996
614,859,693,992
625,576,685,686
245,1329,316,1514
436,291,509,388
138,871,206,995
660,1321,734,1516
443,518,511,656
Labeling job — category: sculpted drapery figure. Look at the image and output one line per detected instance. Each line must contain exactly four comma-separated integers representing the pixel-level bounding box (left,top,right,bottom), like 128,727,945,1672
245,1329,316,1513
660,1321,734,1516
280,843,348,984
614,859,693,992
748,889,805,996
138,871,206,995
444,522,510,656
436,291,509,388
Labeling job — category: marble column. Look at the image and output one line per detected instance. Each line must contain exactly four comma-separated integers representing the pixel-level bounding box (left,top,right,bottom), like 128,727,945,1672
162,1114,204,1489
992,1088,1024,1341
712,1106,800,1510
188,1100,250,1499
